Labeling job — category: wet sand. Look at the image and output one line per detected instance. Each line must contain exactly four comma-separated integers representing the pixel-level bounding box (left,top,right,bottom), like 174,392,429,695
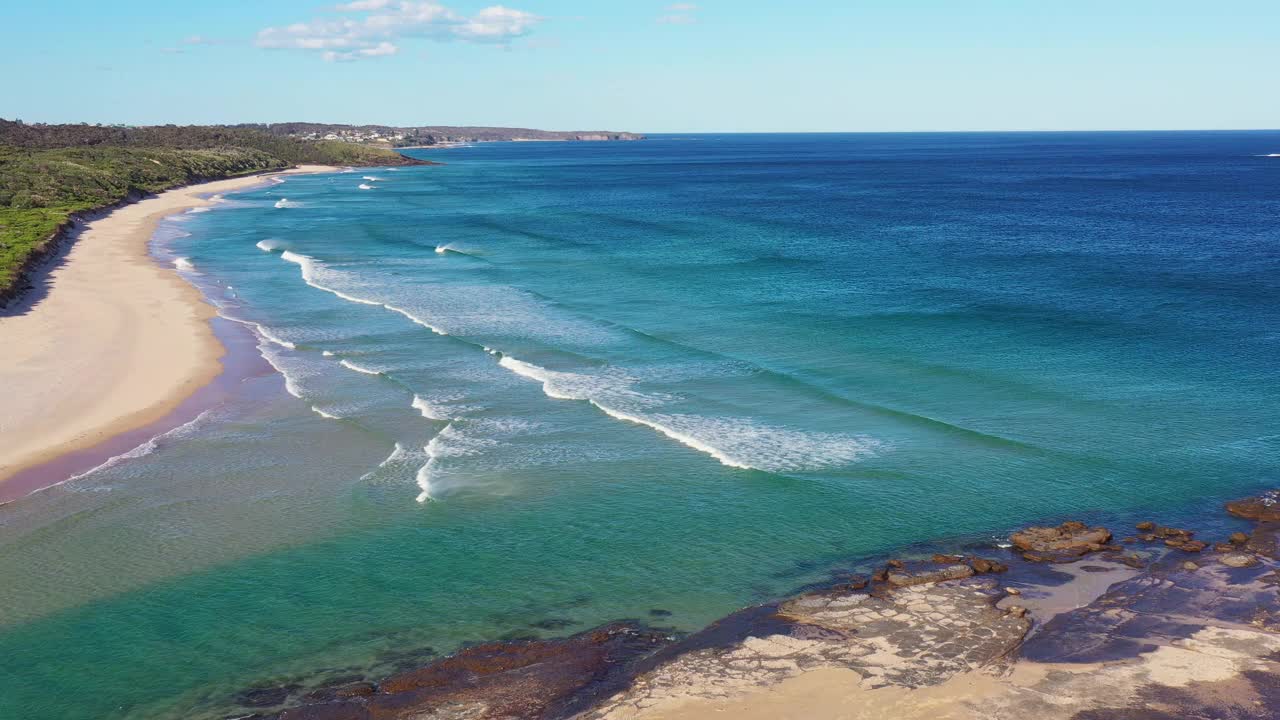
0,165,336,503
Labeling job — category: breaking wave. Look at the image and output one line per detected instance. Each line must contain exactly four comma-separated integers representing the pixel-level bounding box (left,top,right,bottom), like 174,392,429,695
412,394,451,421
276,251,450,336
360,442,423,482
64,410,214,483
339,359,381,376
496,355,882,473
311,406,342,420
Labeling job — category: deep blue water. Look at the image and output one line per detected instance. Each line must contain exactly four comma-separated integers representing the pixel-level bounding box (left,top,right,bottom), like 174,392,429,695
1,132,1278,719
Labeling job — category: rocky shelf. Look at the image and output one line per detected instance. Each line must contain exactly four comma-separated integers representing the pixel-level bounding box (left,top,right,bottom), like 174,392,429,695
228,491,1280,720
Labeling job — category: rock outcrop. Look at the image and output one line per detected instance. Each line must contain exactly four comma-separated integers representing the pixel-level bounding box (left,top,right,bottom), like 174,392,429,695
580,575,1029,719
1010,521,1113,562
233,491,1280,720
1226,490,1280,522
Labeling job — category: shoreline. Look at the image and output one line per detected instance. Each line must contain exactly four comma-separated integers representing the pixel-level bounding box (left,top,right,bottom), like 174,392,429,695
0,165,337,503
240,492,1280,719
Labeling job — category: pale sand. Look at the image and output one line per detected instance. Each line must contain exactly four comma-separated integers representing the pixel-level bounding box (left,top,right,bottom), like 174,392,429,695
0,165,337,495
632,667,1006,720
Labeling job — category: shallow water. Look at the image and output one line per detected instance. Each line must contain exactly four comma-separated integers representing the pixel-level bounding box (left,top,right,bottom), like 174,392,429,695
1,132,1278,719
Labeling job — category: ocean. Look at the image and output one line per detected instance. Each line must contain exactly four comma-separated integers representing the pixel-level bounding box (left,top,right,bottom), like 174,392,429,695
1,132,1277,719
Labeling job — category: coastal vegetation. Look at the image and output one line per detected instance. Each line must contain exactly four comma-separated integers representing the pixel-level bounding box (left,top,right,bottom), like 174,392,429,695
0,119,424,298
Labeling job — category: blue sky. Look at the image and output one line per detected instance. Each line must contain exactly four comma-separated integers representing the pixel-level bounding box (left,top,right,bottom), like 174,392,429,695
3,1,1277,132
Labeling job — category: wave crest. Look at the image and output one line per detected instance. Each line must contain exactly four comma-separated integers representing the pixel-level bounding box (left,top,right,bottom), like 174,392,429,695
497,355,882,473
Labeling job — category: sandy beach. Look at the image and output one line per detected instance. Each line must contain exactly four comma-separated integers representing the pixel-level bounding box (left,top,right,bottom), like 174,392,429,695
0,165,336,500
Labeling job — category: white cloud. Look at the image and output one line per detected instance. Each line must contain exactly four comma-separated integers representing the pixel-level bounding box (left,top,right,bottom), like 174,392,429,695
454,6,539,41
256,1,542,61
323,41,400,62
658,3,698,24
335,0,394,10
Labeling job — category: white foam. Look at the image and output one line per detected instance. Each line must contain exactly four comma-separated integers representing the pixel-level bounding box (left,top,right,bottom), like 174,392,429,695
254,334,345,422
277,251,451,336
497,356,651,405
322,350,335,357
339,359,381,376
497,355,882,473
415,422,498,502
274,198,300,209
362,175,385,181
435,244,450,254
415,430,446,502
187,206,211,214
358,183,375,190
281,251,381,307
221,315,298,350
172,257,198,273
64,410,214,483
360,442,418,482
256,238,286,252
257,344,308,399
411,394,451,421
256,325,297,350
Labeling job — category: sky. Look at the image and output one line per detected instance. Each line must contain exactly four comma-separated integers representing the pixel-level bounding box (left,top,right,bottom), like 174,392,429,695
2,0,1278,132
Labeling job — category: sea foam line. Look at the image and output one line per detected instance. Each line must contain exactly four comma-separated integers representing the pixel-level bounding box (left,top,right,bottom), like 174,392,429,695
414,425,460,502
64,410,214,483
311,406,342,420
412,394,451,421
257,344,306,399
361,442,415,481
499,356,752,469
339,359,381,376
222,315,297,350
496,355,881,473
277,251,450,336
268,251,875,474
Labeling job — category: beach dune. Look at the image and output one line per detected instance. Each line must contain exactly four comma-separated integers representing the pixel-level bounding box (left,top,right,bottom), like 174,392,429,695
0,166,335,501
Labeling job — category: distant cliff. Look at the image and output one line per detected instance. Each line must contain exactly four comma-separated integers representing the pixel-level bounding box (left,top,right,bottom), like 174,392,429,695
239,123,645,147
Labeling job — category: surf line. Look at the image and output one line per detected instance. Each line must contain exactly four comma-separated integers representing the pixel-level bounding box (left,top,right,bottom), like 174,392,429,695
268,249,763,473
265,250,883,479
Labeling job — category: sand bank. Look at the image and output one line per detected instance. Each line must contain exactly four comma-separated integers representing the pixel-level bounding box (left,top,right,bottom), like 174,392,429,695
0,165,336,501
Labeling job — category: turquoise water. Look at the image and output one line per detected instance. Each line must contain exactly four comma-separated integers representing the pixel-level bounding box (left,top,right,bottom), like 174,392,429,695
1,133,1278,718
